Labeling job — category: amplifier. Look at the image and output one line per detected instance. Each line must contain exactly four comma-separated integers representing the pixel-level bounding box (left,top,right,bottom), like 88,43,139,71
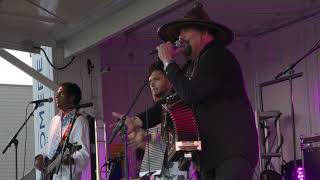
301,134,320,179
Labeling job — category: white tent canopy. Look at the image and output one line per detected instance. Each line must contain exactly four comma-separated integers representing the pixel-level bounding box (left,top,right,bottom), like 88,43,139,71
1,0,319,56
2,1,320,179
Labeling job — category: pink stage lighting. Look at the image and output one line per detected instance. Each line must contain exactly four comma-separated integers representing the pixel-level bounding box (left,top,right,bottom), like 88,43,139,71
297,167,304,180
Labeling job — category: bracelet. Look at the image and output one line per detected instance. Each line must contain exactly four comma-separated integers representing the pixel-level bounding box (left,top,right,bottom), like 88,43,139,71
163,61,173,71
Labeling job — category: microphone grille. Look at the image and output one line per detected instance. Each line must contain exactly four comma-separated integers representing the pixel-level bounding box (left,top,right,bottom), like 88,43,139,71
48,97,53,103
174,40,181,48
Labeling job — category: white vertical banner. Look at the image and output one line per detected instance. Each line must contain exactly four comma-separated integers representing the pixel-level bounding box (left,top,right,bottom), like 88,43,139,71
31,46,55,180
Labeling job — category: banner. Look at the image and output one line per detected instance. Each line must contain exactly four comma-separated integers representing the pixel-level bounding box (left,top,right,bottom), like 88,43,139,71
31,46,55,180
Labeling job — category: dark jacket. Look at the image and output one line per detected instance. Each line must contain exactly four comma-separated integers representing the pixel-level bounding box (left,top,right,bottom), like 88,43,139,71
138,40,258,171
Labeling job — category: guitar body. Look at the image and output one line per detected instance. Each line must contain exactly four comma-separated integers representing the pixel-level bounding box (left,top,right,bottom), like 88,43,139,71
40,154,62,180
40,157,54,180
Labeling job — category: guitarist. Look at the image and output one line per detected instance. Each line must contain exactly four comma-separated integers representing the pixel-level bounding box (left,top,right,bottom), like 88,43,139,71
34,82,90,180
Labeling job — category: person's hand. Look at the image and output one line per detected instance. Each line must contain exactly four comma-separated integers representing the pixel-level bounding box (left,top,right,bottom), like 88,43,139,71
62,157,74,165
149,128,161,143
34,155,46,172
110,112,143,145
127,129,138,145
157,41,183,63
129,129,147,149
111,112,141,134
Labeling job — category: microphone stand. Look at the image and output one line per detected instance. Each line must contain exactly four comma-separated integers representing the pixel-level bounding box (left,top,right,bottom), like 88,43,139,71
106,155,124,180
66,142,82,180
2,103,39,180
259,72,303,174
107,81,148,180
274,44,320,178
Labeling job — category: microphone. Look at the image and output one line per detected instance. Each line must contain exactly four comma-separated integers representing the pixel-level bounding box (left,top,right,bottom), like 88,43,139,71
101,155,125,168
80,110,95,120
30,97,53,104
66,142,82,151
87,59,94,75
149,40,181,55
75,102,93,109
100,66,111,74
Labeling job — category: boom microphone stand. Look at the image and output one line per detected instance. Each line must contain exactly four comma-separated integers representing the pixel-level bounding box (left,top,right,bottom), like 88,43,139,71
107,81,148,180
274,42,320,178
2,103,39,180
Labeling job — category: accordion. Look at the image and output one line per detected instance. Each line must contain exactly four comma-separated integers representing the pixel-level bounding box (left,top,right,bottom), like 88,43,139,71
162,93,201,162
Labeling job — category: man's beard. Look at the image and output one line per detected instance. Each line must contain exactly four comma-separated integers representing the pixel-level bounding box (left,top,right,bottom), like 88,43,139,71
154,91,167,99
181,42,192,57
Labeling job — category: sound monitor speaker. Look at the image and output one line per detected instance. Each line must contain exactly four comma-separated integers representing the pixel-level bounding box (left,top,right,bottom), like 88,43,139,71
260,170,282,180
301,134,320,179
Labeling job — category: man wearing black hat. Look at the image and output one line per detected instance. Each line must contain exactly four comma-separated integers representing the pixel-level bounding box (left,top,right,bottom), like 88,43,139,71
155,2,258,180
114,2,258,180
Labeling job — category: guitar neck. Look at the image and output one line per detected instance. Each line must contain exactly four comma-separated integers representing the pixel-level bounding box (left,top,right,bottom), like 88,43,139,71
46,154,62,174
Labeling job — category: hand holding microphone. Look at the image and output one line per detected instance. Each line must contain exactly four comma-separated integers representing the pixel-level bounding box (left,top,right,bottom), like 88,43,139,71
156,41,185,64
149,40,181,55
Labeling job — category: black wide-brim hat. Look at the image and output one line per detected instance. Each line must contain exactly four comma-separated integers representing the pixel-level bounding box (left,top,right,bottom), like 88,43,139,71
158,2,234,46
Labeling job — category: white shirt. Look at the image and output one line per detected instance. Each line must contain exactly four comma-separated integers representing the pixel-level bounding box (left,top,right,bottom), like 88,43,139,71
38,110,90,180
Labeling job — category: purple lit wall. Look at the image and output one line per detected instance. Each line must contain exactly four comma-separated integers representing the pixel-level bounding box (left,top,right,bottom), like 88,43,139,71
97,15,320,180
240,17,320,178
97,34,265,179
99,36,156,178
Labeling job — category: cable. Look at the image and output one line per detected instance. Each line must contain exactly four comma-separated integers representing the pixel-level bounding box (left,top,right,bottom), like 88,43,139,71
268,113,283,152
239,154,260,180
60,116,63,179
263,131,271,147
22,102,31,177
260,122,271,151
146,101,151,178
276,135,284,154
33,47,76,70
265,113,282,169
260,121,271,160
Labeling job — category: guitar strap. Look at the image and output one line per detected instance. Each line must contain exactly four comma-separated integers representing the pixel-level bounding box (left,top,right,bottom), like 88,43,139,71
53,112,80,158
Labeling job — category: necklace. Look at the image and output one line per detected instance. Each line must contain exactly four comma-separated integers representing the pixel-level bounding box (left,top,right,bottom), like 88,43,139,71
186,59,199,80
